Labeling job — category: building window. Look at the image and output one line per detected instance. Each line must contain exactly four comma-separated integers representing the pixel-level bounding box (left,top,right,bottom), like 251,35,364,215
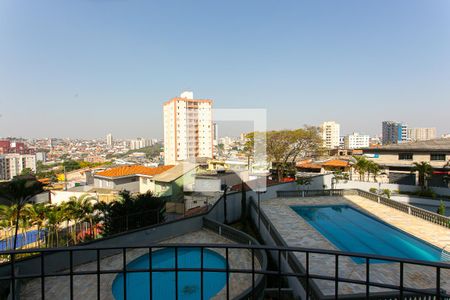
430,153,446,161
398,153,413,160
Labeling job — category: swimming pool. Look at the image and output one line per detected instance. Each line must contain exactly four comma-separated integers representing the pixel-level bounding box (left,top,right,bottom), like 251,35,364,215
292,205,443,263
112,248,227,300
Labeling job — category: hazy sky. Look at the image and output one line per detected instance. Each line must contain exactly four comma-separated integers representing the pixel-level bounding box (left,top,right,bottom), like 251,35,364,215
1,0,449,139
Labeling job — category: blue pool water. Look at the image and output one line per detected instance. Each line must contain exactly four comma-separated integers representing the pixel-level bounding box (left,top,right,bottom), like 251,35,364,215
292,205,443,263
112,248,227,300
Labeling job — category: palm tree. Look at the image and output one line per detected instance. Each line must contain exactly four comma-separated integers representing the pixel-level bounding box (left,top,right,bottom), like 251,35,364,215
367,161,381,182
45,205,64,247
411,162,433,191
0,205,16,249
352,156,369,181
23,203,47,248
0,176,44,250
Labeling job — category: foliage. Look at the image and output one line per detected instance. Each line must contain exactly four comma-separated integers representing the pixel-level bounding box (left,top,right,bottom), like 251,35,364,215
246,127,323,181
0,176,44,249
411,162,433,191
437,200,446,216
296,176,312,187
369,187,377,194
352,156,380,182
382,189,391,199
97,190,166,236
62,160,82,172
20,168,34,176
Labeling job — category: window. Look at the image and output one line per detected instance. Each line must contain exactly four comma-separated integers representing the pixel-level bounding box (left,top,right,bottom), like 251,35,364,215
430,153,446,161
398,153,413,160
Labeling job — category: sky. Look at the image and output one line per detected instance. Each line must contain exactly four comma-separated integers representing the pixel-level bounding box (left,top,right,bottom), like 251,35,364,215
0,0,449,139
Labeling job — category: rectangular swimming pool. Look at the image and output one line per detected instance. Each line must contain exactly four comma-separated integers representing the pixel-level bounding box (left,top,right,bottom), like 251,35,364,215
291,204,443,263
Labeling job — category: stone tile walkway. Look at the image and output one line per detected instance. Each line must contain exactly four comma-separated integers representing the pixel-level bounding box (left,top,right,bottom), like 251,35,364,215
261,196,450,297
20,229,261,300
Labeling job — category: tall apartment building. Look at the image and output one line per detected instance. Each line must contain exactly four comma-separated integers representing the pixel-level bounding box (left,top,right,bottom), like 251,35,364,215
344,132,370,149
0,154,37,180
130,138,153,150
320,121,340,149
382,121,408,145
163,92,213,165
106,133,113,147
408,127,436,141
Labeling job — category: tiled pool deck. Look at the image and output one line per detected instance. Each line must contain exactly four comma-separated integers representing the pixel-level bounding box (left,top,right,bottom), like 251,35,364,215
261,195,450,297
20,229,261,300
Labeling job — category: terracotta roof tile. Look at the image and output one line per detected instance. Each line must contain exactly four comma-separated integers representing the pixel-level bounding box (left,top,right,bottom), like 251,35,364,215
95,165,174,178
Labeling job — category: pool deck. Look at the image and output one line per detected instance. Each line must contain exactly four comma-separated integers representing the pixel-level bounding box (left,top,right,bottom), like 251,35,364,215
19,229,261,300
261,195,450,297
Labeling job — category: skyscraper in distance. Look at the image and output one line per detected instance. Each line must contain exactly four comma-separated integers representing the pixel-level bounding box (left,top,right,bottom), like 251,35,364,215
382,121,408,145
163,91,213,165
106,133,113,147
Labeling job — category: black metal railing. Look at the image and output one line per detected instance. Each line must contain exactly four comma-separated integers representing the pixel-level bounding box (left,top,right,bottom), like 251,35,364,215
1,243,449,300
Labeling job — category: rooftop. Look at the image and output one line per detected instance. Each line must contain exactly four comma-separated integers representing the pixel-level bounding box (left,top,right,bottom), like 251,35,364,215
95,165,174,178
365,138,450,152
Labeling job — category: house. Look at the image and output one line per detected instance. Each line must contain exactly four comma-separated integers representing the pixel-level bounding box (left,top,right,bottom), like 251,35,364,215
93,165,174,193
150,162,198,198
362,138,450,186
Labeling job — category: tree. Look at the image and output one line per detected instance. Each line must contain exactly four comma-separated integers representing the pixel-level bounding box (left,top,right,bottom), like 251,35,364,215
296,176,312,190
366,161,381,182
0,176,44,250
23,203,47,248
437,200,446,216
246,127,322,181
352,156,369,181
411,162,433,191
20,168,34,176
62,160,81,172
97,190,166,236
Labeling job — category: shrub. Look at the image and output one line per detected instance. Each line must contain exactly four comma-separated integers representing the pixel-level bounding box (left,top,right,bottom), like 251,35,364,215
369,188,377,194
437,200,446,216
382,189,391,199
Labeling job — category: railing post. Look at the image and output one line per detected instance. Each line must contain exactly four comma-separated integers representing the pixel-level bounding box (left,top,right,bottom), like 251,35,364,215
407,206,411,214
377,196,380,203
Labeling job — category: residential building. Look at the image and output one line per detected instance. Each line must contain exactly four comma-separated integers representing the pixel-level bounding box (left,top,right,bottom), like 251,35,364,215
163,91,213,165
382,121,408,145
0,153,37,180
363,138,450,186
130,138,153,150
320,121,340,149
93,165,175,193
36,152,47,162
408,127,436,141
344,132,370,149
106,133,113,148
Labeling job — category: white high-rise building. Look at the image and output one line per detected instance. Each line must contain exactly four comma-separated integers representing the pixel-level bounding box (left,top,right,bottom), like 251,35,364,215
320,121,340,149
130,138,153,150
344,133,370,149
106,133,113,147
408,128,436,141
163,92,213,165
0,154,37,180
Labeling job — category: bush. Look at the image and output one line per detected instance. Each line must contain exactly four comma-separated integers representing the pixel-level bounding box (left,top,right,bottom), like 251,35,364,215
437,200,446,216
415,189,436,199
382,189,391,199
369,188,377,194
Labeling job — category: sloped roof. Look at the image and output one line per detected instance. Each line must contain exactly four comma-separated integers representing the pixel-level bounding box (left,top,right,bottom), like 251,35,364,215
321,159,350,167
95,165,174,178
152,162,197,182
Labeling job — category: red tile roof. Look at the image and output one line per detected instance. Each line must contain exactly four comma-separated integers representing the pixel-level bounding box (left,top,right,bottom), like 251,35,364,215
321,159,349,167
95,165,174,178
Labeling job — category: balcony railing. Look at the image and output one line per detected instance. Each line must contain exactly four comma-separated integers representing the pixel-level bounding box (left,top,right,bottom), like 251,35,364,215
1,242,449,299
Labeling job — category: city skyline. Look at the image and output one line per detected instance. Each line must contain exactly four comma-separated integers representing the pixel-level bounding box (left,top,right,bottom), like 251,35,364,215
1,1,450,138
